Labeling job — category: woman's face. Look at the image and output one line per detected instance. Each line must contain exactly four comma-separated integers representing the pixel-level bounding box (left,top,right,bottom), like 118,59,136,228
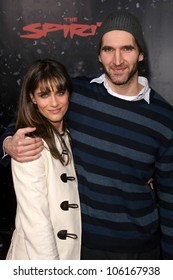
30,82,69,132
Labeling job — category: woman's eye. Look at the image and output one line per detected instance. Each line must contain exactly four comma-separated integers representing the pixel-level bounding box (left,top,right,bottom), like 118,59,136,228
40,92,48,98
57,91,64,96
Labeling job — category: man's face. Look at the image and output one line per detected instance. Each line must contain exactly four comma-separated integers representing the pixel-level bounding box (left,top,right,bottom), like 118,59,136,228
99,30,144,92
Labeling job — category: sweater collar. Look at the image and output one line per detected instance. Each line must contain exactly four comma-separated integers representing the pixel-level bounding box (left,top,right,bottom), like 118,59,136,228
90,74,151,104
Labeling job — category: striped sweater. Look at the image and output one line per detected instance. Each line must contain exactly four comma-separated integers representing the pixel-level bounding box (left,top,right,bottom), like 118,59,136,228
68,76,173,259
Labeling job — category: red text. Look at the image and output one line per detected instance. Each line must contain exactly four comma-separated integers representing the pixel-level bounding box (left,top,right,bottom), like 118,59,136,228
20,22,102,39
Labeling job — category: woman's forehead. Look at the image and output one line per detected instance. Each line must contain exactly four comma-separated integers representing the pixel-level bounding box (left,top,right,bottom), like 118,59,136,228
37,78,61,90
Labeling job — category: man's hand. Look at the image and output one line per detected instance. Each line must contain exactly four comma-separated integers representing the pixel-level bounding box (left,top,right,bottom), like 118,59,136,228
4,127,44,162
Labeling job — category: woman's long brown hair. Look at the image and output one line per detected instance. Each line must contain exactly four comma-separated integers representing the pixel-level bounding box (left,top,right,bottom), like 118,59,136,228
15,59,72,165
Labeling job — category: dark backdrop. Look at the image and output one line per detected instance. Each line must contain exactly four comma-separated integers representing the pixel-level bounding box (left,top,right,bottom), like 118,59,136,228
1,0,173,259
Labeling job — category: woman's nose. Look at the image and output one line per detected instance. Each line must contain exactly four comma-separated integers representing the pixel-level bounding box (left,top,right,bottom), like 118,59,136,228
50,95,58,106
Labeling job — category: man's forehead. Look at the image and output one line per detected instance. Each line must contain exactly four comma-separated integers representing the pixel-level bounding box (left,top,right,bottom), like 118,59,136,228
101,30,135,44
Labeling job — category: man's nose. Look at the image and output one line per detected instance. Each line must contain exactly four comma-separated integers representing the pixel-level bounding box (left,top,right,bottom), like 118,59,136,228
113,50,123,65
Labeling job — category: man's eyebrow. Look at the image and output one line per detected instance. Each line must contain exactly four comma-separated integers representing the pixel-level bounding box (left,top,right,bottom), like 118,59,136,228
101,45,113,49
101,44,135,49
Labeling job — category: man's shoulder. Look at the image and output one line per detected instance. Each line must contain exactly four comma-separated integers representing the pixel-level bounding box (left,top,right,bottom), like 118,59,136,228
150,88,173,110
71,76,93,86
71,76,105,94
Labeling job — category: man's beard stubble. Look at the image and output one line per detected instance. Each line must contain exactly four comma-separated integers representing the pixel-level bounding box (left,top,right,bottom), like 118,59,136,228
103,61,139,86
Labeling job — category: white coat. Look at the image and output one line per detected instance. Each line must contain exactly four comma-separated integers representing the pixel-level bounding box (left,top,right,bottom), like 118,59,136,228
6,132,81,260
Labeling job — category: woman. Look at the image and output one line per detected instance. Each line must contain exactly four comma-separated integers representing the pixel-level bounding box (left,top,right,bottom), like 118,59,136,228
6,59,81,260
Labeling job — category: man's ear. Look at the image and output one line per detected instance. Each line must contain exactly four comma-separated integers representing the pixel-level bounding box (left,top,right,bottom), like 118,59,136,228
98,55,102,63
139,52,144,62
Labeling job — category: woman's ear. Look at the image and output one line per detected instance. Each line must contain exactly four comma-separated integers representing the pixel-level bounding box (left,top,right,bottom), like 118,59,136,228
30,93,37,104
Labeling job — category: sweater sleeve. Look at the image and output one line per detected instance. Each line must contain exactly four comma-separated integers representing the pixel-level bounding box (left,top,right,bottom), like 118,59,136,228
0,117,16,167
156,137,173,259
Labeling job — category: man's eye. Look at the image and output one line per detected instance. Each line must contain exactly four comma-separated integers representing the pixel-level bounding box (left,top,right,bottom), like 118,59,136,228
102,47,113,52
123,46,134,52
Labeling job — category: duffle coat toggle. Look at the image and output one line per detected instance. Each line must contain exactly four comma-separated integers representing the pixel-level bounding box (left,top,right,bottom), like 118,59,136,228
62,149,68,155
57,230,78,240
60,173,75,183
59,172,79,241
60,200,79,211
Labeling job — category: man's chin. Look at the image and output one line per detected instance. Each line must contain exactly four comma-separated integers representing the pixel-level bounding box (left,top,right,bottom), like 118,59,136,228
110,77,128,86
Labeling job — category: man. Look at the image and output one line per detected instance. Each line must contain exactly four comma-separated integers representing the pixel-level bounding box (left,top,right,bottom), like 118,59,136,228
1,11,173,259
